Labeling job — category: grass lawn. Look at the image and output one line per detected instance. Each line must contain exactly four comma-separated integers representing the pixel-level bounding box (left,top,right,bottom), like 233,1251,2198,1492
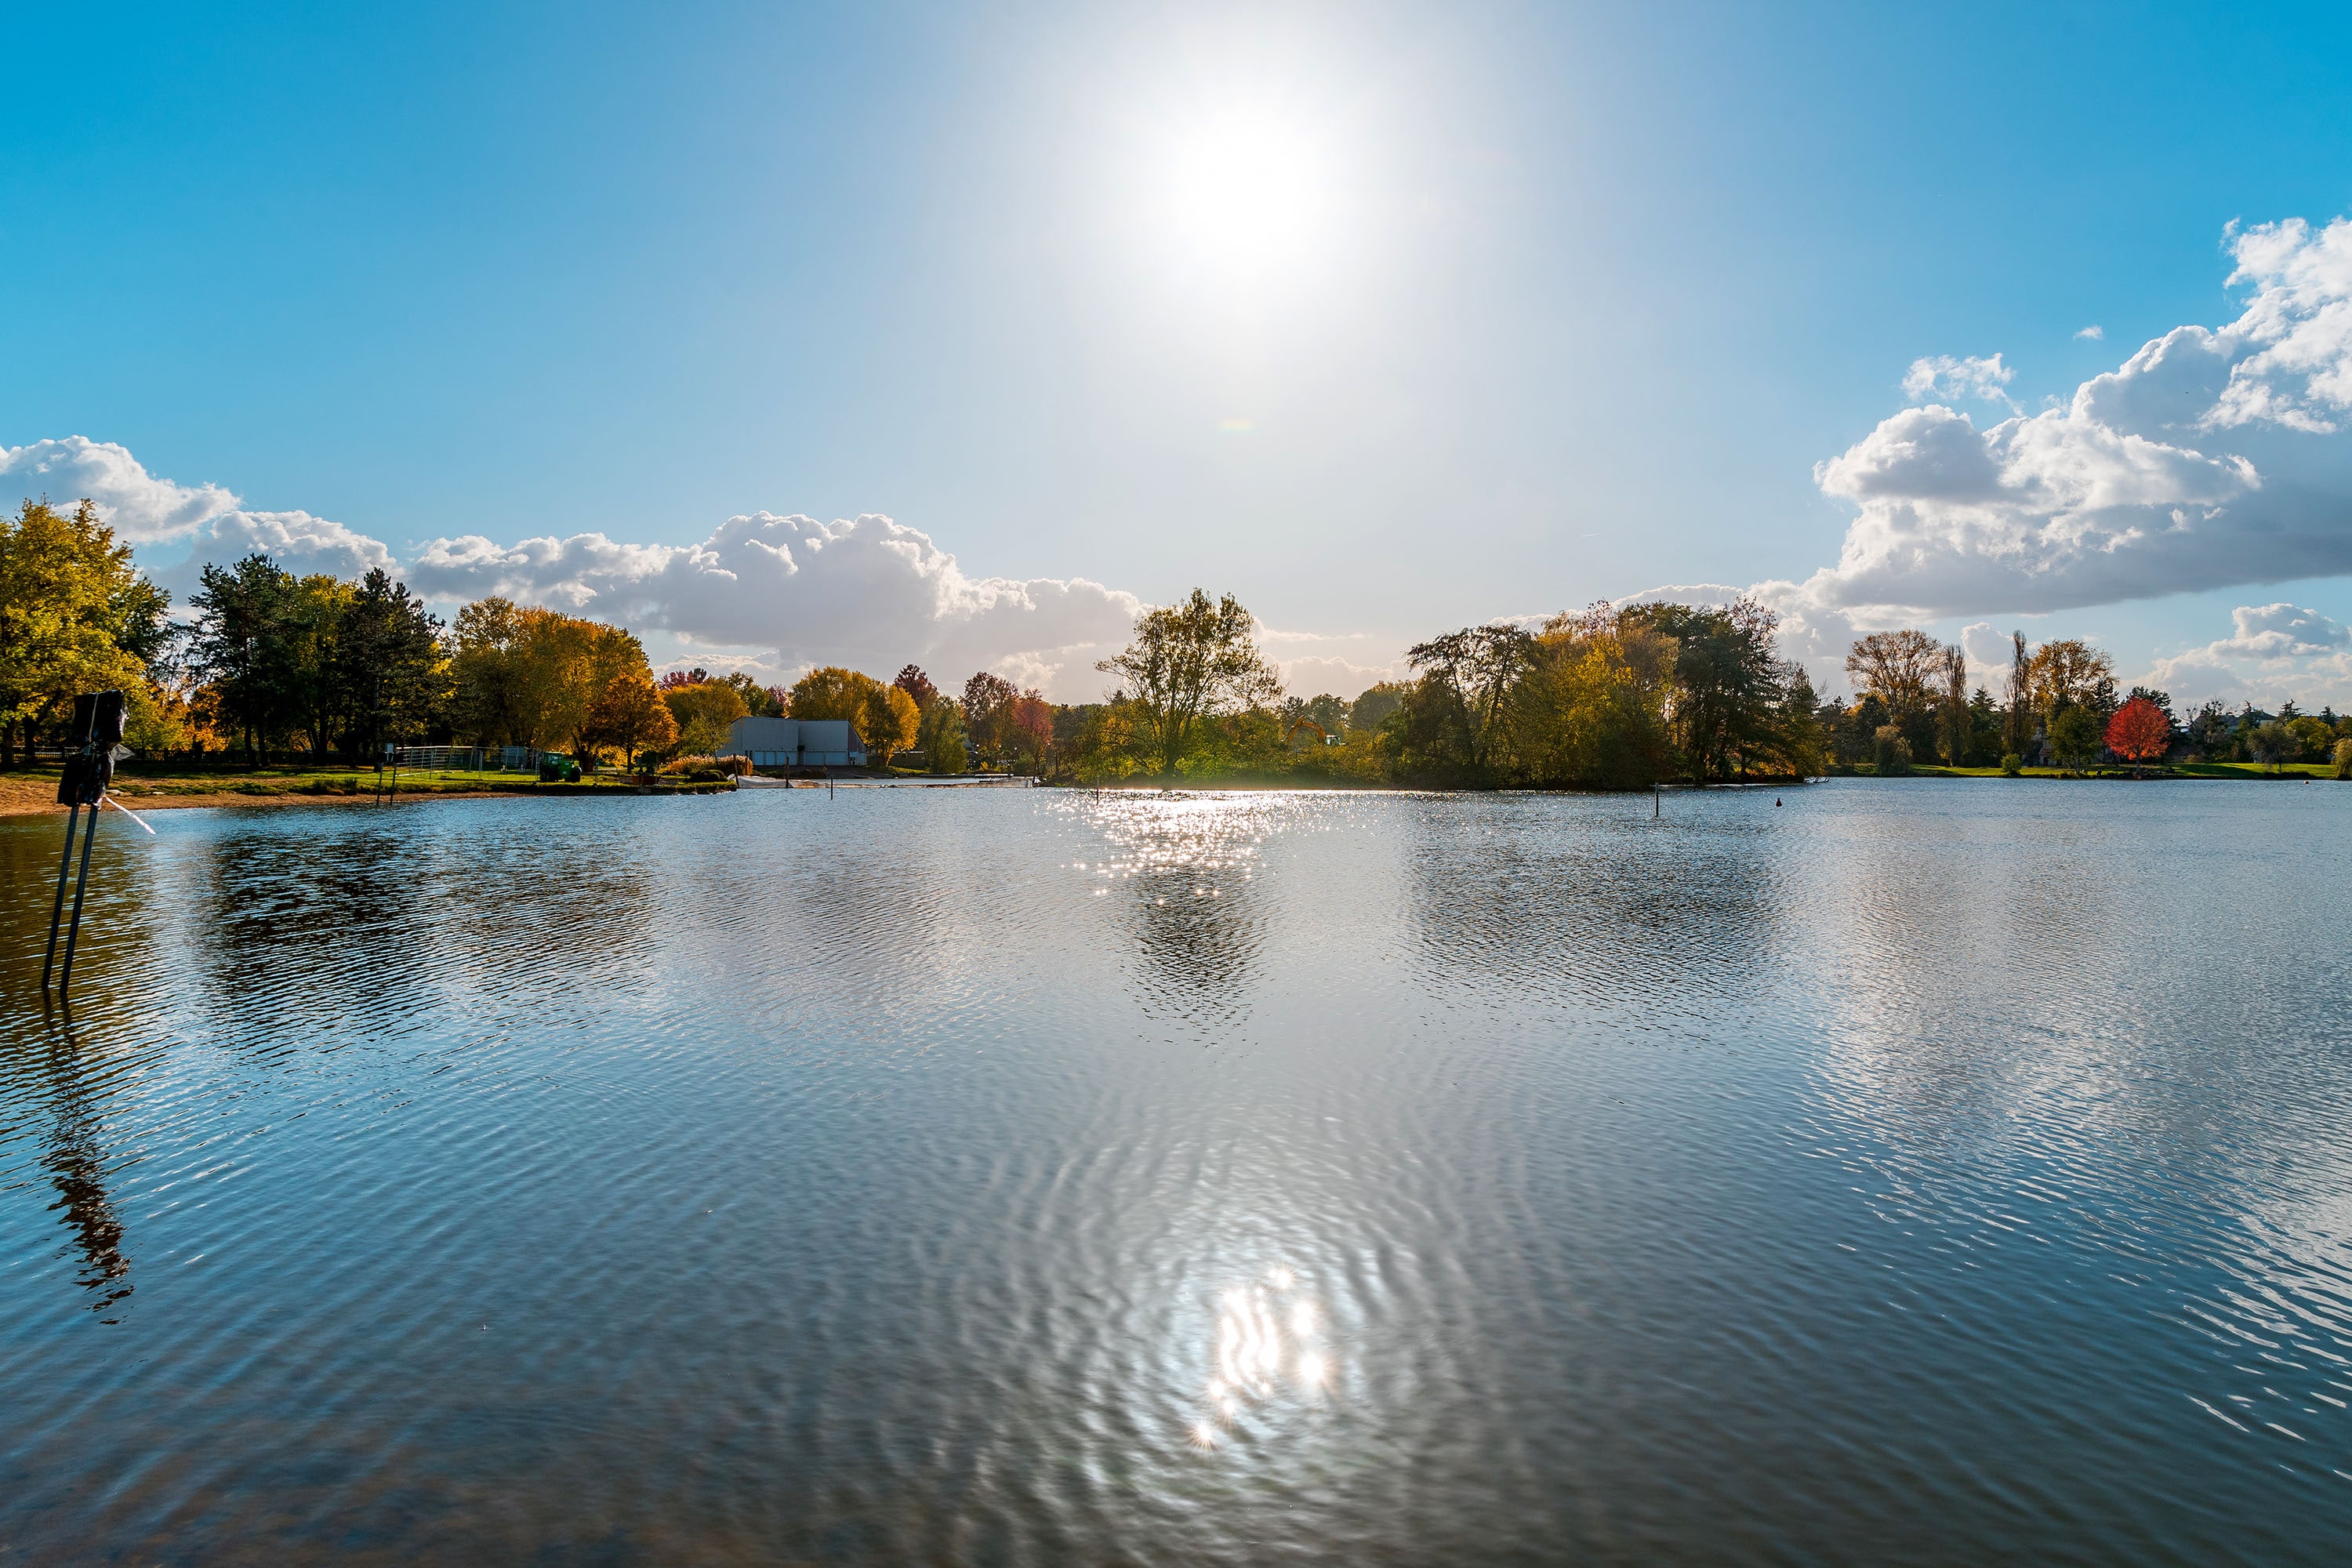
1891,762,2342,780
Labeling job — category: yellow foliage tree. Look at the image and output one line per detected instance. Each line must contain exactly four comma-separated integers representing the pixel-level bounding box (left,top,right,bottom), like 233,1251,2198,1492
860,683,920,766
663,679,750,757
788,666,884,723
0,499,169,765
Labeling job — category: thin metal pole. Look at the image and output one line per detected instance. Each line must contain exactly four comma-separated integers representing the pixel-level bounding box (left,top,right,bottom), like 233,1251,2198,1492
1653,784,1660,818
42,804,82,989
58,805,102,995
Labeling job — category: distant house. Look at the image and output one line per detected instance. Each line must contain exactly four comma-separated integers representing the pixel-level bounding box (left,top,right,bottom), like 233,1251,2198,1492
723,716,866,768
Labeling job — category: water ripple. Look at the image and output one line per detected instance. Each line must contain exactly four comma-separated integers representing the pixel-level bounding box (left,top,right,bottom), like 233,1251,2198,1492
4,783,2352,1562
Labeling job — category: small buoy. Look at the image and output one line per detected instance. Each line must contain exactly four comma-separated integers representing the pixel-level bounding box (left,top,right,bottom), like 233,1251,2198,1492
1775,797,1782,806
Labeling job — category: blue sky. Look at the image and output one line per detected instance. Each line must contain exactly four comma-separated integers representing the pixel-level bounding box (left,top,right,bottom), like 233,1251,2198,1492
10,1,2352,703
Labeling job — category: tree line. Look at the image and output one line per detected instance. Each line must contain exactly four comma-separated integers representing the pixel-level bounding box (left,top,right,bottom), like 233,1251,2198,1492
1831,626,2352,774
9,494,2350,783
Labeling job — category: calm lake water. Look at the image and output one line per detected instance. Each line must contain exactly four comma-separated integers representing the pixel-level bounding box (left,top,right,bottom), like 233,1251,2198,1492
3,781,2350,1564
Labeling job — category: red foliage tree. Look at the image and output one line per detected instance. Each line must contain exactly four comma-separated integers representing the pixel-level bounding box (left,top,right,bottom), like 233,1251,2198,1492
1006,691,1054,770
2105,696,2171,766
895,664,938,710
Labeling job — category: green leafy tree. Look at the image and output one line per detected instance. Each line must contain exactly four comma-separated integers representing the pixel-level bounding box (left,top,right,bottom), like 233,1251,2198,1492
2048,704,2103,771
1348,682,1406,735
1067,701,1134,785
2286,713,2334,760
1402,622,1533,781
1626,598,1800,781
187,553,303,761
336,568,448,761
1094,590,1282,777
2248,720,2301,773
287,574,358,759
917,696,967,774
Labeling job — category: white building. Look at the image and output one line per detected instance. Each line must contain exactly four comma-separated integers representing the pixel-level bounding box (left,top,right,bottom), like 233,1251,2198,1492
724,716,866,768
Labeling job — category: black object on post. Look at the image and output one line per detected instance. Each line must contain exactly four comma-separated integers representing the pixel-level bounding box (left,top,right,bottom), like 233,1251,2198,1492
44,691,126,995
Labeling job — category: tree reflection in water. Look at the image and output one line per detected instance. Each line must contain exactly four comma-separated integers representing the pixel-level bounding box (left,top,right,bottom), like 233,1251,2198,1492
1077,792,1290,1031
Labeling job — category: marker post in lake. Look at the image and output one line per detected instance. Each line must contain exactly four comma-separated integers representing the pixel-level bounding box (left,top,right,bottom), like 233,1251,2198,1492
43,691,127,997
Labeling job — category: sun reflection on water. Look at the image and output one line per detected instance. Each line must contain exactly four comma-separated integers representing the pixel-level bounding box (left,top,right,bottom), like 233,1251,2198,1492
1192,1265,1328,1449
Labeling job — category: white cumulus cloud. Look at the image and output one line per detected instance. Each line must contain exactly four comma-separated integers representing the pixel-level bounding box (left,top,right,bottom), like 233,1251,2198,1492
1900,353,2020,409
3,435,1155,699
2145,602,2352,709
1787,217,2352,622
0,436,237,541
409,510,1144,697
2075,325,2104,341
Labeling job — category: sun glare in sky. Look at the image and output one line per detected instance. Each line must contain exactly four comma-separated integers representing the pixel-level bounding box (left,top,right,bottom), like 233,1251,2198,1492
1152,107,1341,282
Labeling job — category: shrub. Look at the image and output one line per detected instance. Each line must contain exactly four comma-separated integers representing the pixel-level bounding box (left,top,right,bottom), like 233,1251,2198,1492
2000,752,2024,775
2335,738,2352,780
1872,724,1912,775
661,754,717,775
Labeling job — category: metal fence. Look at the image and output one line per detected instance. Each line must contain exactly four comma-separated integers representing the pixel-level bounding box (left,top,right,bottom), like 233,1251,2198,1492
384,746,543,772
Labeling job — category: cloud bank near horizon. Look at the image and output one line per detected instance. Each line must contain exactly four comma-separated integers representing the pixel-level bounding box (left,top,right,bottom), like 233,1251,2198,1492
0,436,1395,700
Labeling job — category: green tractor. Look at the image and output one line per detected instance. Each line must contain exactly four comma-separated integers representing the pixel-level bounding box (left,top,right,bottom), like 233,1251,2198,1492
537,752,583,783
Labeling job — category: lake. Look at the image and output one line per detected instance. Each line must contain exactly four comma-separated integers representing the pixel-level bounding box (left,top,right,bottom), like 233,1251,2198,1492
3,781,2349,1564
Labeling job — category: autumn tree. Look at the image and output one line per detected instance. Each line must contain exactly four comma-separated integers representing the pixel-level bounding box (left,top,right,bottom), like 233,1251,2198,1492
586,674,678,773
860,681,920,766
1095,590,1283,778
1845,630,1941,725
2027,638,2117,722
662,675,750,756
2104,696,2171,773
960,671,1018,762
1403,622,1534,780
1004,690,1054,772
789,666,884,724
2002,630,2033,757
0,499,170,767
895,665,938,710
1494,609,1675,787
1939,644,1969,765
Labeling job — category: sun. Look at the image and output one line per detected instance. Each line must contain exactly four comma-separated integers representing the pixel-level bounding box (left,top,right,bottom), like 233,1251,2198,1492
1149,107,1341,283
